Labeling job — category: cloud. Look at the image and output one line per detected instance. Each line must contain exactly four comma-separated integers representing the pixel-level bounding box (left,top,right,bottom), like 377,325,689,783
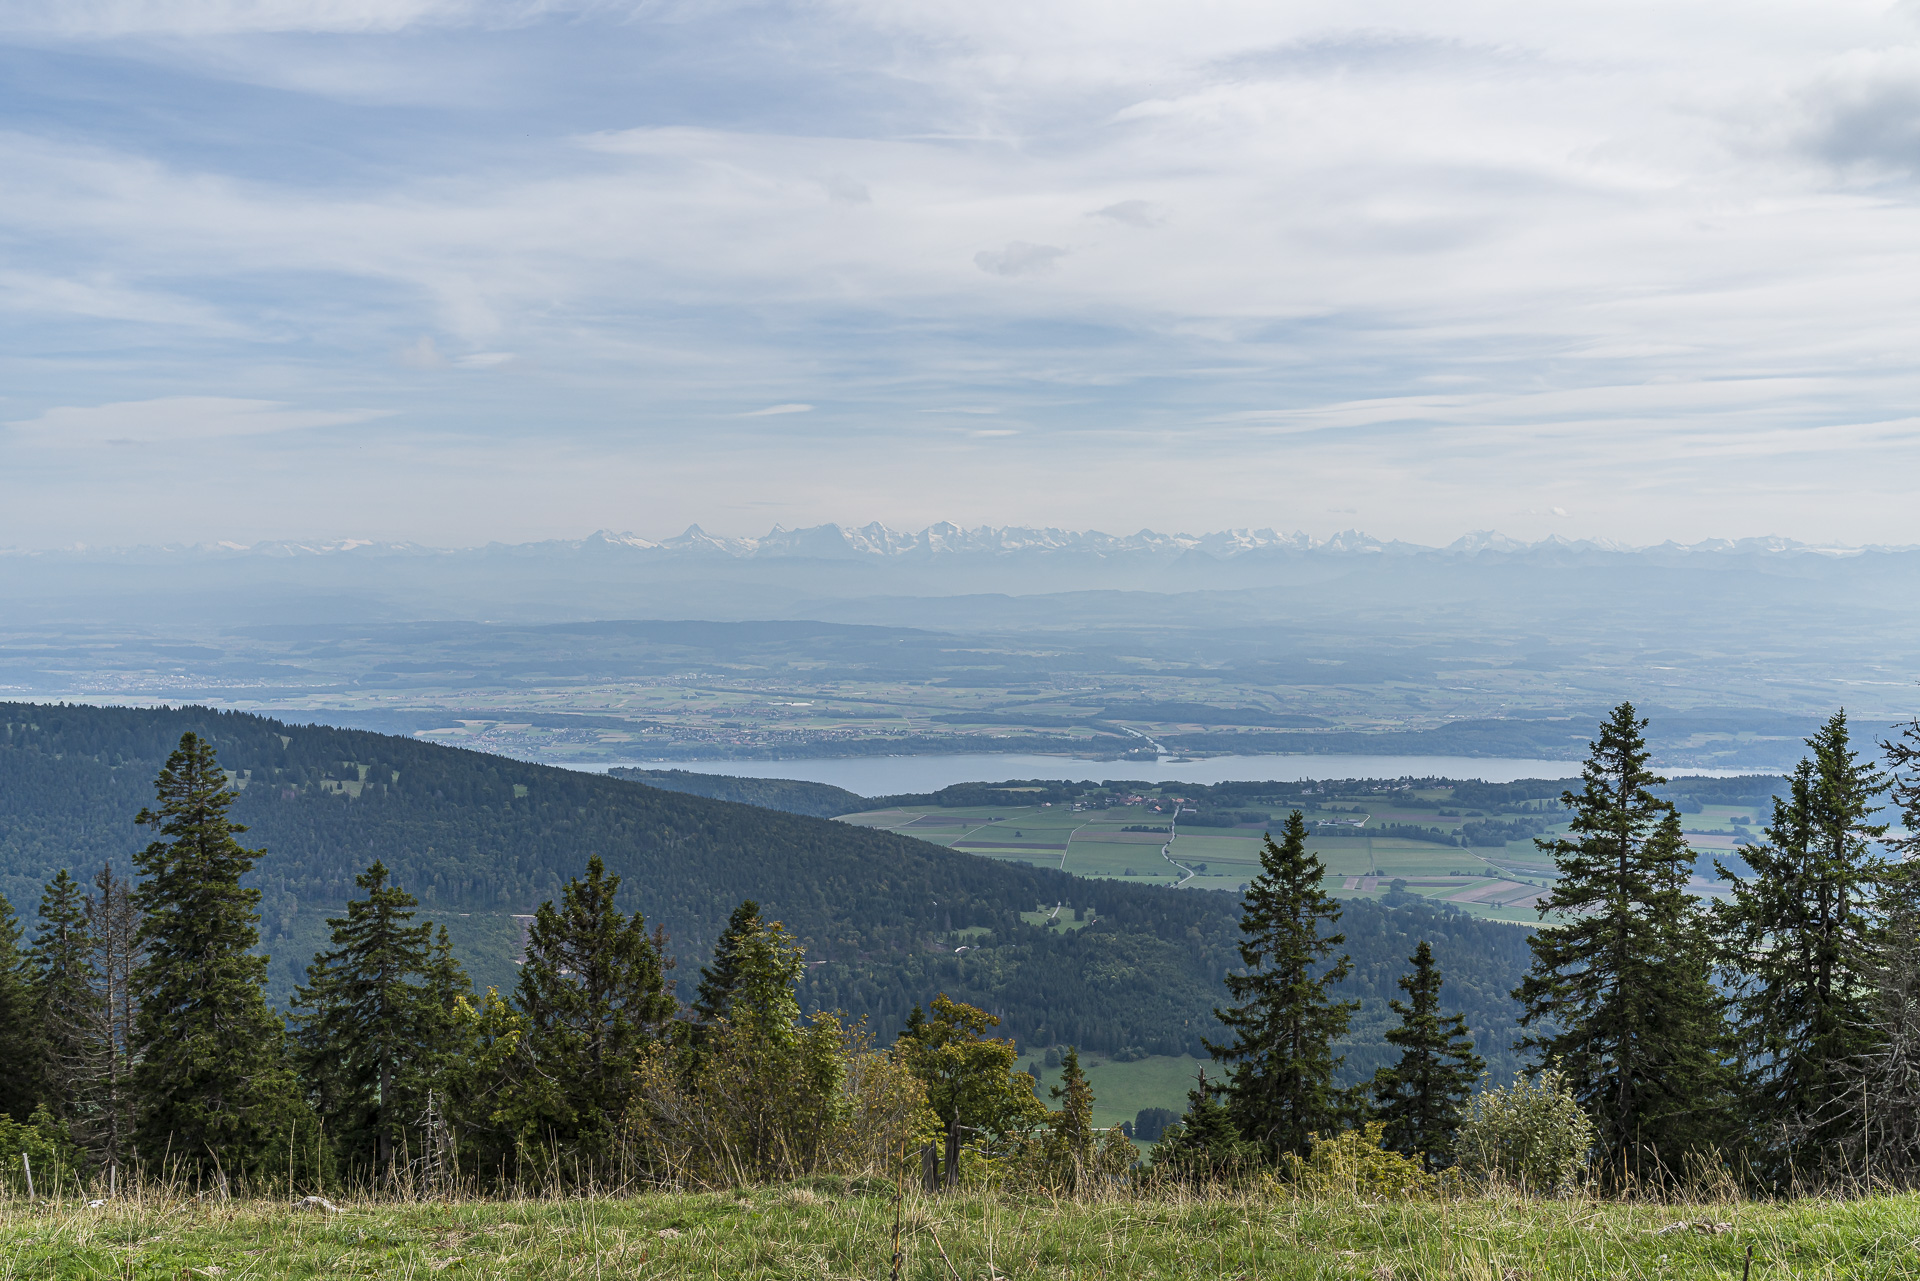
822,174,872,204
1091,200,1165,227
1794,47,1920,176
6,397,389,446
741,403,813,416
973,242,1067,277
0,0,596,37
398,336,445,368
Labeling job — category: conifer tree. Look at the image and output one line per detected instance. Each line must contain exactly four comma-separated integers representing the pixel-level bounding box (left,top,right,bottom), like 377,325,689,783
84,865,141,1181
1150,1070,1259,1181
0,893,38,1121
1517,703,1732,1185
29,870,102,1123
510,855,674,1167
291,861,465,1178
1206,810,1357,1162
1716,709,1888,1181
1046,1046,1096,1184
1371,940,1483,1172
689,899,763,1028
129,732,298,1177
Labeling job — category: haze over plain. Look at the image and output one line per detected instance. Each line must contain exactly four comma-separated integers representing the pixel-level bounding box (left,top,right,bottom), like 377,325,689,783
5,1,1920,548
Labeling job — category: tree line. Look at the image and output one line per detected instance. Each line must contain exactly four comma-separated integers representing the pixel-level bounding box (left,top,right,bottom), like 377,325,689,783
1153,702,1920,1193
12,701,1904,1195
0,733,1136,1193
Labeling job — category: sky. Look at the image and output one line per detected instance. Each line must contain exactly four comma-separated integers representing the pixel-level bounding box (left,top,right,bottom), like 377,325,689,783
5,1,1920,548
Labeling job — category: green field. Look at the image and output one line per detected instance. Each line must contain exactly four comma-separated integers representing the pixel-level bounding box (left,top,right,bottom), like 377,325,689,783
840,787,1552,923
1013,1052,1209,1132
838,781,1773,926
3,1186,1913,1279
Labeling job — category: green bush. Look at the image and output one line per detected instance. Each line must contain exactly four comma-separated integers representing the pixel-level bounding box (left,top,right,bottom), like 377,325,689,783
1280,1122,1434,1199
0,1106,81,1198
1454,1070,1593,1195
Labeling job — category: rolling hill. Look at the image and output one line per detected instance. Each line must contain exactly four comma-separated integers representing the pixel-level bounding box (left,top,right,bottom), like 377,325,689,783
0,702,1534,1081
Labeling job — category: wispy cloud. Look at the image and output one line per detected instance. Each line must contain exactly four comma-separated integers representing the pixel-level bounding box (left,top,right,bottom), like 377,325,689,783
4,2,1920,546
7,397,389,446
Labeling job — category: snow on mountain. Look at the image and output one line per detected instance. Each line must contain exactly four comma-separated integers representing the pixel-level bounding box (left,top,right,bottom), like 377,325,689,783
2,525,1910,560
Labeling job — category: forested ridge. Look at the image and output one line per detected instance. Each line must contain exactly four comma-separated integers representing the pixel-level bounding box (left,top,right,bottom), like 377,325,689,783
0,702,1531,1072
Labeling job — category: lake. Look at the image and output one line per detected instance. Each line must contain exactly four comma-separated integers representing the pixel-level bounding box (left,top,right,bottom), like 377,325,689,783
564,752,1754,795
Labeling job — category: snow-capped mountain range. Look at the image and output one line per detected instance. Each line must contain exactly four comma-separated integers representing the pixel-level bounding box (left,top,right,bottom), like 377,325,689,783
5,524,1902,560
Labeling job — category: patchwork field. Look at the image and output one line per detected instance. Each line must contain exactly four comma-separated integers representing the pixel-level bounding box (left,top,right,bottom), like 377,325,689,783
839,780,1776,924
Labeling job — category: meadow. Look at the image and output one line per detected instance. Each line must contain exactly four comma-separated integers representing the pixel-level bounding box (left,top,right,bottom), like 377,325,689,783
3,1183,1914,1279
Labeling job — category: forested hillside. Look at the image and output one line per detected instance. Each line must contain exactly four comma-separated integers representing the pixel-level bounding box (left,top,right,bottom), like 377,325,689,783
605,767,867,817
0,703,1532,1076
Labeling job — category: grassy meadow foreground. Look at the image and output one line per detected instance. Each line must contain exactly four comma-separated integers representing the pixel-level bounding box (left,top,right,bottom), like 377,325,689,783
4,1185,1916,1279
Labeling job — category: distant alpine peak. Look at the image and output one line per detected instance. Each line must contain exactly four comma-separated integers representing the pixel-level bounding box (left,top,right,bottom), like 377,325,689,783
6,525,1903,560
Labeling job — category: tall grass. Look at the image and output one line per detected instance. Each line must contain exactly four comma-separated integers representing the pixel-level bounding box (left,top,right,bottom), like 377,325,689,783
3,1171,1917,1279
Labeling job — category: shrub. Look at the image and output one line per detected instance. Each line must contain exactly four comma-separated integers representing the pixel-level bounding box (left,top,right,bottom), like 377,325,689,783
1280,1122,1434,1199
1454,1070,1593,1194
0,1106,81,1197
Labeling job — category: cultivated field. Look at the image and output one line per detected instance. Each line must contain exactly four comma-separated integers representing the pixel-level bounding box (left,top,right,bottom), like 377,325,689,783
2,1185,1912,1278
841,782,1764,925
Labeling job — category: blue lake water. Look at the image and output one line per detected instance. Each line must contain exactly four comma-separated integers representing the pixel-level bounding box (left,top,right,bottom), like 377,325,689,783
564,752,1754,795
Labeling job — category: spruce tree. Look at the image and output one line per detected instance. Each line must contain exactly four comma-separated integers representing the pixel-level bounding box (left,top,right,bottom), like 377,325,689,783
1206,810,1357,1162
0,893,38,1121
1046,1046,1096,1186
129,732,297,1178
1371,940,1483,1172
291,861,464,1179
1516,703,1732,1186
29,870,102,1123
1150,1070,1259,1181
1716,709,1888,1182
510,855,674,1167
689,899,763,1028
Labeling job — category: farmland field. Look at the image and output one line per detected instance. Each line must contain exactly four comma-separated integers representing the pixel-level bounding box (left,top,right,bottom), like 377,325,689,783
836,777,1778,923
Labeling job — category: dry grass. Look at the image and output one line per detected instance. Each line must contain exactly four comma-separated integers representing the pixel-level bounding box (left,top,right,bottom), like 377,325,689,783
2,1180,1918,1278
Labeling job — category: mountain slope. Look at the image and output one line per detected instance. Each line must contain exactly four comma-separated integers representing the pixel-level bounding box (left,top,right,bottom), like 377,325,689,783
0,702,1535,1078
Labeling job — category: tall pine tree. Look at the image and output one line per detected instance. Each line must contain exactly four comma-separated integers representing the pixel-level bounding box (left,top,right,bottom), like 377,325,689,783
129,732,298,1178
1046,1046,1096,1187
1715,709,1888,1183
85,864,141,1181
509,855,674,1169
291,861,467,1179
1516,703,1732,1186
1207,810,1357,1162
0,893,38,1121
689,899,763,1028
1370,940,1483,1172
29,870,102,1124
